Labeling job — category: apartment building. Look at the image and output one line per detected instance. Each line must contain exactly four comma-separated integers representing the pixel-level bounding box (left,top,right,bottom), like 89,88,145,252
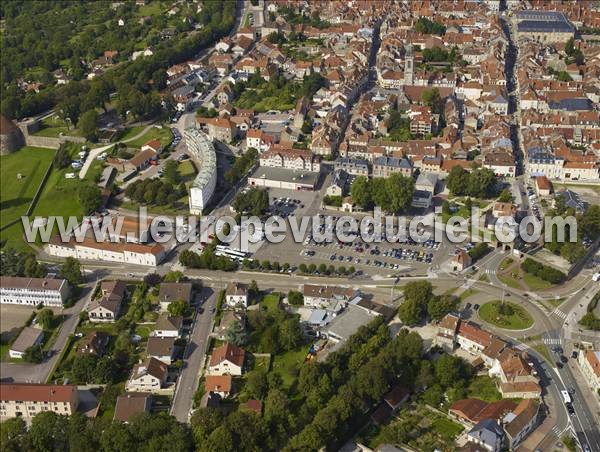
0,384,79,420
372,156,413,178
0,276,69,308
259,148,321,172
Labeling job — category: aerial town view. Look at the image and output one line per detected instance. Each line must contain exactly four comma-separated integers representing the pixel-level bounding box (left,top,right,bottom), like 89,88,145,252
1,0,600,451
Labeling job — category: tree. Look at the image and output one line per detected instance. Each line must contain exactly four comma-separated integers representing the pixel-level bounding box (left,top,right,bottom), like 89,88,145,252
78,184,102,214
447,166,468,196
163,159,179,185
191,408,224,444
244,370,268,400
287,290,304,306
435,354,468,387
22,343,43,363
28,412,69,451
264,388,290,424
163,271,184,283
398,298,422,326
427,294,458,320
36,308,55,330
168,300,188,317
350,176,371,209
78,109,99,141
422,87,444,115
404,281,434,306
60,257,83,285
279,317,303,351
0,417,27,452
387,173,414,213
225,320,248,346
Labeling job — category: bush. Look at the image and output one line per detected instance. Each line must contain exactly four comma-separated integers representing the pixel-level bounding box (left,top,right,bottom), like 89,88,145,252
520,258,565,284
288,290,304,306
468,243,491,262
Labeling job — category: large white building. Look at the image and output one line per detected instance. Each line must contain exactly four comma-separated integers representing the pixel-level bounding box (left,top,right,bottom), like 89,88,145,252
0,276,69,307
186,129,217,215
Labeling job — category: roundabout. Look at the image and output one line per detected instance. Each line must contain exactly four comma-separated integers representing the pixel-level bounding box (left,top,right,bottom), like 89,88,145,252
477,300,535,330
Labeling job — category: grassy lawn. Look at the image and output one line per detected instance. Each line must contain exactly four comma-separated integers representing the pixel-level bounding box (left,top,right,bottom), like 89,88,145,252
31,116,74,137
479,300,534,330
548,297,565,308
431,417,464,440
125,126,173,149
251,354,272,372
178,160,197,182
497,273,523,290
467,376,501,402
85,159,106,182
0,146,55,228
479,274,489,282
261,294,281,314
115,125,146,142
0,343,9,361
533,344,553,365
499,257,514,271
271,346,307,389
522,272,553,291
459,288,479,302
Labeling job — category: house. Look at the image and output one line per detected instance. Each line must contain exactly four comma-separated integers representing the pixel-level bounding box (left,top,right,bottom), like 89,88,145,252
126,357,168,392
244,399,262,415
449,398,516,425
503,399,540,449
158,282,193,311
534,176,552,196
457,321,492,354
225,282,249,308
206,118,236,143
127,148,157,171
454,250,473,272
114,393,153,423
302,284,358,309
205,375,233,398
0,383,79,420
88,280,127,322
578,350,600,393
208,342,245,376
490,351,541,399
383,385,410,411
146,337,177,365
214,311,245,341
372,156,413,178
491,202,516,219
466,419,504,452
77,331,110,357
9,327,44,359
141,139,163,154
151,314,182,338
0,276,69,308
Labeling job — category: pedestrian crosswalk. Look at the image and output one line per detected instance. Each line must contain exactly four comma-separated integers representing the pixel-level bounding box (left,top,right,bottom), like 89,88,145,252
485,268,496,275
551,308,568,320
514,343,528,351
551,425,566,436
543,337,562,346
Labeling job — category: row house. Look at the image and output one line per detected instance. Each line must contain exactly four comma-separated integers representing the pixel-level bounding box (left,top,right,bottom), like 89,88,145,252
260,148,321,172
372,156,413,178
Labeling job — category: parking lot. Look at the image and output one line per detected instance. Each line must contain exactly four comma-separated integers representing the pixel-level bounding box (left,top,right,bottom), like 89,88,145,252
253,186,450,276
0,305,35,342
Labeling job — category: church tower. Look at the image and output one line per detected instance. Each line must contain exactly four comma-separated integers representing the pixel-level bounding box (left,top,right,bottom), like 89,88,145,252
404,44,414,86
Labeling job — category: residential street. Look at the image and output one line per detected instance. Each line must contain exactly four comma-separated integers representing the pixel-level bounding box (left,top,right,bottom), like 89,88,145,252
170,287,218,423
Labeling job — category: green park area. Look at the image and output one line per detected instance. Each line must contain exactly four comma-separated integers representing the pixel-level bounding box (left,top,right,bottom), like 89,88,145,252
31,115,73,137
479,300,534,330
0,147,56,250
124,126,173,149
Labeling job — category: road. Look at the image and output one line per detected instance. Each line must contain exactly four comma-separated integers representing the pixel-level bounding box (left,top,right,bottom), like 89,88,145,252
78,124,156,179
170,287,217,422
0,280,96,383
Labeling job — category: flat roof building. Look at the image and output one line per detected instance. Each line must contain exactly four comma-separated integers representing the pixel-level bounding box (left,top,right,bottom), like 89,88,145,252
248,166,320,190
186,128,217,215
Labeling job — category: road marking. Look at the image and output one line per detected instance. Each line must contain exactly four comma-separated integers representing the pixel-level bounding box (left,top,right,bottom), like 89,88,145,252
486,268,496,275
551,308,567,320
514,343,528,351
543,337,561,345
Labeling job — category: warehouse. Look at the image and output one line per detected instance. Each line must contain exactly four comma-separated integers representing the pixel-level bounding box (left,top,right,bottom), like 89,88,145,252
248,166,320,190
